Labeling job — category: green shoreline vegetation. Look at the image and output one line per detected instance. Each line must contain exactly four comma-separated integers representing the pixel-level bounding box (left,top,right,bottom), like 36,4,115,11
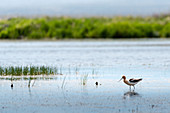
0,15,170,39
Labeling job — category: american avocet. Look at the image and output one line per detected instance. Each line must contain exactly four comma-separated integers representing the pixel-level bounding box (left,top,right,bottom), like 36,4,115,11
119,75,142,90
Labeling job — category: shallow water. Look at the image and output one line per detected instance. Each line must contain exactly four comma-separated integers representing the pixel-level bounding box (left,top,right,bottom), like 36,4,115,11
0,39,170,112
0,39,170,78
1,77,170,113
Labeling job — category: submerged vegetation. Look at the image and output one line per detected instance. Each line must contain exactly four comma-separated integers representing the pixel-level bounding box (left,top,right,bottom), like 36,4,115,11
0,66,60,76
0,14,170,39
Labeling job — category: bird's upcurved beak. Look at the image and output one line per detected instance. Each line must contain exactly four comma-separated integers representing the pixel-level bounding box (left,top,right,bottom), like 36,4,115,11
118,78,123,82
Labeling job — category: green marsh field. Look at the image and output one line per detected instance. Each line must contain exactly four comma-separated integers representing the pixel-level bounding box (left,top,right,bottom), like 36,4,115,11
0,15,170,40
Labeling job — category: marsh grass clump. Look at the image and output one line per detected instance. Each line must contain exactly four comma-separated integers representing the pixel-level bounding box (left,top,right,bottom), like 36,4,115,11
5,67,8,76
10,66,15,76
23,66,29,75
15,66,22,76
29,66,34,75
0,66,4,76
0,66,59,76
40,66,46,75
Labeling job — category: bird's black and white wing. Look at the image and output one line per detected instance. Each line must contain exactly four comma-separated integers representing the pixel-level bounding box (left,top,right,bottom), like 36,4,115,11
129,78,142,83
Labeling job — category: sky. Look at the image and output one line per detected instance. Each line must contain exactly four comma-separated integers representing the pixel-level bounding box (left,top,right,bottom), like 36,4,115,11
0,0,170,16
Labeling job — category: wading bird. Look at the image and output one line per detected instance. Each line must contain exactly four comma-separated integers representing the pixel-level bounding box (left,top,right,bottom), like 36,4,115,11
119,75,142,90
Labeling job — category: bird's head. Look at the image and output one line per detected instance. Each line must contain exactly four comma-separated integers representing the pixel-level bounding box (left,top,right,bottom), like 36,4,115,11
118,75,126,82
122,75,126,79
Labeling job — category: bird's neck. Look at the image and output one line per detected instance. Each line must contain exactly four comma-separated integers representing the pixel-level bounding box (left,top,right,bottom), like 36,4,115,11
123,79,131,85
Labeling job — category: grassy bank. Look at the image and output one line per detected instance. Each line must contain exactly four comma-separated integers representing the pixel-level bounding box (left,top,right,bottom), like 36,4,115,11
0,15,170,39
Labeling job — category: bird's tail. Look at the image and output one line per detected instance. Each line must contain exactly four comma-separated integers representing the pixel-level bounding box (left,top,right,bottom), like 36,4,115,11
139,78,142,81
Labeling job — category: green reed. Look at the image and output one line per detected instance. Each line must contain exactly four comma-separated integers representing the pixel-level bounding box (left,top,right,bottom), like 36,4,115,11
15,66,22,76
0,66,4,76
0,66,60,76
23,66,29,75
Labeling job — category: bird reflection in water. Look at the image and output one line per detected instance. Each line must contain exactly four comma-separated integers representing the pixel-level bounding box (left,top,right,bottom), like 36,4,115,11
123,91,140,99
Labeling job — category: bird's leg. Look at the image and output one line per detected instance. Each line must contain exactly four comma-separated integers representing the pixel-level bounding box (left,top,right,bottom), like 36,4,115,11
133,86,135,91
129,86,131,91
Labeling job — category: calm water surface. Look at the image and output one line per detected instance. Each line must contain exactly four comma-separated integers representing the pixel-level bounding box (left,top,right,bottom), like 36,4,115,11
0,39,170,113
0,39,170,78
